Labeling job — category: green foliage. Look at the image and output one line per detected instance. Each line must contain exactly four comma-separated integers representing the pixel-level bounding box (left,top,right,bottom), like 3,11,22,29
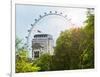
52,28,82,70
15,37,41,73
80,10,94,68
16,49,41,73
15,10,94,72
50,10,94,70
15,37,23,52
33,53,52,71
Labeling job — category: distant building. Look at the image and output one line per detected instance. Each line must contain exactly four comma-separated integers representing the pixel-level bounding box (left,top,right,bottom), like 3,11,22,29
32,34,54,59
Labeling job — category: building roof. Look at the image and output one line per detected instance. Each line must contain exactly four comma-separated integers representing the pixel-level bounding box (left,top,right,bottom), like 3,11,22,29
34,34,52,38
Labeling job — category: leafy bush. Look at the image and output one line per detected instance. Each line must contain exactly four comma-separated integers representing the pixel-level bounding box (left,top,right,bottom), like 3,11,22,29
16,49,41,73
33,53,52,71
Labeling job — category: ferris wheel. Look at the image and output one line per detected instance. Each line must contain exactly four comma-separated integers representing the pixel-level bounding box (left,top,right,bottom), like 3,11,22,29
24,11,73,52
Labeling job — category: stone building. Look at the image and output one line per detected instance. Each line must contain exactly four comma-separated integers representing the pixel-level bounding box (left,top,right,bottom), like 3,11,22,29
32,34,54,59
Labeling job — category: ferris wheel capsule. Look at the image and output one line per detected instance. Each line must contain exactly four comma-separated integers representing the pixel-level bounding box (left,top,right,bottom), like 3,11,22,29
60,12,62,14
25,36,28,38
31,24,33,26
28,30,30,32
50,11,52,13
55,11,57,13
44,12,47,15
35,19,38,21
39,15,42,18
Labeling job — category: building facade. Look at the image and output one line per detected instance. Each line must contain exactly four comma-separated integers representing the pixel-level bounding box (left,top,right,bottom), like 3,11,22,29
32,34,54,59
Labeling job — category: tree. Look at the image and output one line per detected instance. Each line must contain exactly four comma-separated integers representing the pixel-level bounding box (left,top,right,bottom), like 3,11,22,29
53,28,82,70
33,53,52,71
16,48,41,73
80,9,94,68
52,9,94,70
15,37,23,52
15,37,41,73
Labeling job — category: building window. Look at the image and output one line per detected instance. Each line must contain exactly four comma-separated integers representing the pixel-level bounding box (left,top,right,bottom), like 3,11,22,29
34,51,39,58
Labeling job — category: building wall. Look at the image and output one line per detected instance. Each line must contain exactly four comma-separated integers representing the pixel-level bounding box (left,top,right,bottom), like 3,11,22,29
32,34,54,59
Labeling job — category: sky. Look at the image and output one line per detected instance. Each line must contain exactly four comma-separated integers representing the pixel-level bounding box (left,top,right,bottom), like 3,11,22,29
16,4,88,51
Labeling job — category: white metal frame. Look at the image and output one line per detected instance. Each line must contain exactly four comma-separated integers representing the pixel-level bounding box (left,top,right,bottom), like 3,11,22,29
11,0,95,77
